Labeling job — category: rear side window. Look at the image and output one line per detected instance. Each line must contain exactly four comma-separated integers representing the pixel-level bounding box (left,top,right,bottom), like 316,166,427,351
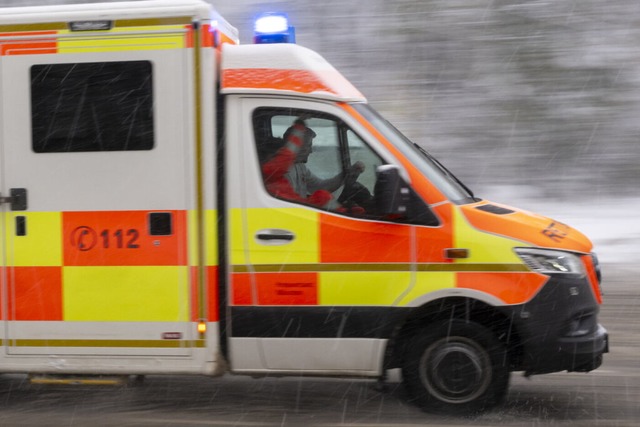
30,61,154,153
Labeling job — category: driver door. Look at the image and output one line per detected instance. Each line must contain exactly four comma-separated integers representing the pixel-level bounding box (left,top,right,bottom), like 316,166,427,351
226,97,416,374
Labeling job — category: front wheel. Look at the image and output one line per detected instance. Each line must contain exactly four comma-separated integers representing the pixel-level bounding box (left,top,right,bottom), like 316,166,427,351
402,320,510,414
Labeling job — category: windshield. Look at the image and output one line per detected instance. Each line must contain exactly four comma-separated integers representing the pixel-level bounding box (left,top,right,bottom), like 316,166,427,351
352,103,478,205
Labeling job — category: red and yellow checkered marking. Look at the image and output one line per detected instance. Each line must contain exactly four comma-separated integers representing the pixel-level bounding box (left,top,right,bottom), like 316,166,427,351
0,30,56,55
0,24,198,56
231,205,541,308
5,266,63,321
0,22,238,57
457,272,547,305
63,210,187,266
232,272,318,306
3,209,219,322
319,213,414,263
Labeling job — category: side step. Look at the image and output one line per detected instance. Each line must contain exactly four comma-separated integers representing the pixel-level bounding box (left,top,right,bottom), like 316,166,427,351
28,374,131,386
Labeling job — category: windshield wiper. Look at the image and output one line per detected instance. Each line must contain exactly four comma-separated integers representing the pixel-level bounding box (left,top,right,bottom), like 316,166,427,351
413,143,478,201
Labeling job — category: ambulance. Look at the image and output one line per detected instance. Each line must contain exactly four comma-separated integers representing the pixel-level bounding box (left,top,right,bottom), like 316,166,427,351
0,0,608,414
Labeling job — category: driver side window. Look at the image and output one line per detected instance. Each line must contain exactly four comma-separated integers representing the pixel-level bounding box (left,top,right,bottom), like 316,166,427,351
252,108,383,217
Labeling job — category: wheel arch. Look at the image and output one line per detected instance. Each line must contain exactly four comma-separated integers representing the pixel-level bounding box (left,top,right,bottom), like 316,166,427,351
383,296,525,372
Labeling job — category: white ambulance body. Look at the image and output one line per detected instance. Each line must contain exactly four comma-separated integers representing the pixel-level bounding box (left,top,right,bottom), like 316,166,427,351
0,0,607,414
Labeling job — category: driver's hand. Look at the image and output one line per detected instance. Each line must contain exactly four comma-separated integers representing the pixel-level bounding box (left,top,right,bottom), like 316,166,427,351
351,161,365,174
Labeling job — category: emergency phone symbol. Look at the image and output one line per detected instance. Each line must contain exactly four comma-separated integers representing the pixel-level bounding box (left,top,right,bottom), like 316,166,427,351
70,226,141,251
71,226,97,251
542,221,569,242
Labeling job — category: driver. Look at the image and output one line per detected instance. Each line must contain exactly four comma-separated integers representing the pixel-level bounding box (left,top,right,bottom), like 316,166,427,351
283,120,365,211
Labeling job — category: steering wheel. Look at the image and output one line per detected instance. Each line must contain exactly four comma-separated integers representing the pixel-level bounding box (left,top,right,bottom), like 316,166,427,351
338,167,360,207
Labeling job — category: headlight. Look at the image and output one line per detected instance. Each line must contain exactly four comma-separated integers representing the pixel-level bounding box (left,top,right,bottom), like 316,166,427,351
515,248,586,276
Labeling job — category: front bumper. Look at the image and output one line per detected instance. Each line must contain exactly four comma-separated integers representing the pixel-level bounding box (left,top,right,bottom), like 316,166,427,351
557,324,608,371
505,274,609,376
524,323,608,375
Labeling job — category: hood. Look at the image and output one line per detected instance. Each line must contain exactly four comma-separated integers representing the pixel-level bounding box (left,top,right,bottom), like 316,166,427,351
460,200,593,253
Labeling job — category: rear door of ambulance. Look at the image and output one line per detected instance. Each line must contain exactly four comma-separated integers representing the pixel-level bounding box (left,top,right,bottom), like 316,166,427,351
0,22,198,359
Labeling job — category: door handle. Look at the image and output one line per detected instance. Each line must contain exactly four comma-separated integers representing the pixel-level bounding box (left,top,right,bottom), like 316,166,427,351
255,229,295,244
0,188,27,211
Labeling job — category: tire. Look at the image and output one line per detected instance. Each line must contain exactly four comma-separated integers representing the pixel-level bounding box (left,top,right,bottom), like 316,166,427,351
402,320,510,414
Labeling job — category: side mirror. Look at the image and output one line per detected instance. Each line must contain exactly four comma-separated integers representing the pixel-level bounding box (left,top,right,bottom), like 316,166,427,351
374,165,410,216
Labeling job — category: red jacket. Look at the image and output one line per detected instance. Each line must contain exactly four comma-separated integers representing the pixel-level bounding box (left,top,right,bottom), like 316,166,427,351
261,121,332,208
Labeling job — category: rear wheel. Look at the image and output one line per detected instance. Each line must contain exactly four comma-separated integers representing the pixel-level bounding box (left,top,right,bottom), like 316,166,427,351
402,320,510,414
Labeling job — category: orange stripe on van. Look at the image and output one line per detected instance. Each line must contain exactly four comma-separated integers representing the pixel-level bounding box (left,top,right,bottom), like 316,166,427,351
223,68,338,96
200,24,213,47
63,210,187,266
190,266,219,321
231,273,251,305
185,24,194,48
231,272,318,306
5,267,63,320
207,266,219,320
457,272,547,304
186,23,216,48
217,31,237,47
0,31,57,55
320,213,412,263
416,203,454,262
582,255,602,304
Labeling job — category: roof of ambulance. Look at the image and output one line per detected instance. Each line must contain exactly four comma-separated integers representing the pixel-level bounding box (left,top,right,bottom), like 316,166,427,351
0,0,218,25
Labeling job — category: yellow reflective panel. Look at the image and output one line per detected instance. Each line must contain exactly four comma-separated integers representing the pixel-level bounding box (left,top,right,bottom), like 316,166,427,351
453,207,524,264
188,209,198,266
319,271,411,306
6,212,62,267
229,208,248,265
187,209,217,267
58,26,188,53
245,208,319,265
204,209,218,266
397,272,456,306
63,266,189,321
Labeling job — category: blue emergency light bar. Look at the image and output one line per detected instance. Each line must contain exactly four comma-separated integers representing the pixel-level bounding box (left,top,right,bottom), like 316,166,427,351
253,13,296,44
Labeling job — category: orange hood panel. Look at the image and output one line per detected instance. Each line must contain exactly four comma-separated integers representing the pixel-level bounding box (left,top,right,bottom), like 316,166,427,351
460,201,593,253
